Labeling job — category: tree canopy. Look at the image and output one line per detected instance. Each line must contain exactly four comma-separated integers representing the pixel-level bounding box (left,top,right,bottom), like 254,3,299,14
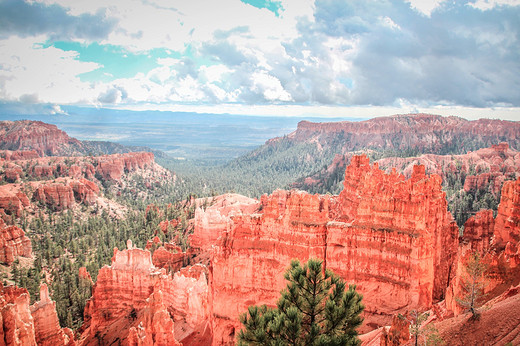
238,258,364,345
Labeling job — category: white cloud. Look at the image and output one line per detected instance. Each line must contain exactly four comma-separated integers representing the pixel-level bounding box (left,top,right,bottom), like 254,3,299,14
0,36,101,103
469,0,520,10
406,0,445,15
252,71,292,102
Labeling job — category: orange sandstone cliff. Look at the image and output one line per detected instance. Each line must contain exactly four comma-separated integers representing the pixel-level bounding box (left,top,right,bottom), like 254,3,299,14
30,284,75,346
80,241,210,345
0,219,32,265
190,155,459,343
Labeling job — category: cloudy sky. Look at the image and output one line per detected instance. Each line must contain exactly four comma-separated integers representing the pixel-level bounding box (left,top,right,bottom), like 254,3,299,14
0,0,519,120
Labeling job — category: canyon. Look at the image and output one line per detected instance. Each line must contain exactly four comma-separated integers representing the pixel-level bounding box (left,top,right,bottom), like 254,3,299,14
0,117,519,345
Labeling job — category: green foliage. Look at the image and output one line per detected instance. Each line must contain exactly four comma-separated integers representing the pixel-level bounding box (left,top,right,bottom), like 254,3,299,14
456,251,488,318
238,259,364,345
407,310,429,346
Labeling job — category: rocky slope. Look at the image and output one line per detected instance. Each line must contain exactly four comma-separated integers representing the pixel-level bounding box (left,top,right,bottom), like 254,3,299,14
0,121,85,157
0,120,160,158
227,114,520,197
190,155,459,343
30,284,75,346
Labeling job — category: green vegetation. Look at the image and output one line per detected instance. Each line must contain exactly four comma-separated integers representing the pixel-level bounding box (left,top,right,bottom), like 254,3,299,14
456,251,488,318
8,192,196,329
238,258,364,346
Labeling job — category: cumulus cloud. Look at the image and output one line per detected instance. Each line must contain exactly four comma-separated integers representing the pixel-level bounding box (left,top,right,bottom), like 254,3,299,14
0,0,116,40
278,0,520,107
0,0,519,113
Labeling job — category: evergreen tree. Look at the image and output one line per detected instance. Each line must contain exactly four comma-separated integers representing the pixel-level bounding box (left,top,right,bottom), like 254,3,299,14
238,258,364,346
407,310,429,346
456,251,488,318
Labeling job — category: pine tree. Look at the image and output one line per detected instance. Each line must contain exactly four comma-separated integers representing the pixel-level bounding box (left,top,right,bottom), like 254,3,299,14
238,258,364,346
456,251,488,318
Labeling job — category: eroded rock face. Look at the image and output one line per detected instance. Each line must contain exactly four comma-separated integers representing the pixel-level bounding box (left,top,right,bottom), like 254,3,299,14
0,120,85,157
95,153,155,181
494,177,520,248
446,177,520,316
30,284,75,346
0,186,30,218
80,242,210,345
285,115,520,153
0,219,32,265
192,155,459,343
33,182,75,211
0,283,37,346
462,210,494,253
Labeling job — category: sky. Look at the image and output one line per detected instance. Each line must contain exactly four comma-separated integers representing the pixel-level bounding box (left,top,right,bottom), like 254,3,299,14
0,0,519,120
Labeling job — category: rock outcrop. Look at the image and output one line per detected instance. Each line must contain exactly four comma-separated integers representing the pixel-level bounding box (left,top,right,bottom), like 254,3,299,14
0,186,30,218
446,177,520,315
0,219,32,264
33,182,75,211
30,284,75,346
80,241,210,345
191,155,459,343
461,209,494,253
95,152,155,181
283,115,520,153
0,120,85,157
494,177,520,248
295,143,520,199
0,283,37,345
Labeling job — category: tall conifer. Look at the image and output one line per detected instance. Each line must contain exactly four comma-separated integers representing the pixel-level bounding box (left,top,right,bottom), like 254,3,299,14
238,258,364,345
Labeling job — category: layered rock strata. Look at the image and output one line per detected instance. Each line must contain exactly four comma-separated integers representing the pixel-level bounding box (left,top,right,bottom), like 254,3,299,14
30,284,75,346
0,219,32,264
80,241,210,345
191,155,459,343
0,284,37,345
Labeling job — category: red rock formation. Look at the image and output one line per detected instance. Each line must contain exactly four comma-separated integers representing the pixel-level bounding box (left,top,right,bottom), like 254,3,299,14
127,290,180,346
0,186,30,218
380,314,410,346
32,178,99,210
281,115,520,153
462,210,494,253
70,179,99,205
0,283,37,345
33,182,75,211
30,284,75,346
0,219,32,264
0,120,85,156
78,267,93,285
494,177,520,248
80,241,209,345
152,246,184,272
95,152,155,181
295,142,520,199
158,219,179,234
4,165,23,183
0,150,40,161
446,176,520,316
192,155,459,343
190,193,259,252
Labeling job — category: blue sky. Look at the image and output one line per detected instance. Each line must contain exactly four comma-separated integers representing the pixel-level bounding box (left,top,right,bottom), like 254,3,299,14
0,0,519,120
